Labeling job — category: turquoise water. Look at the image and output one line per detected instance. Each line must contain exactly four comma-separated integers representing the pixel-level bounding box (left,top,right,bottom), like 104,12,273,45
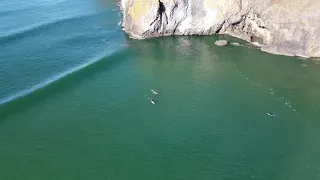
1,0,320,179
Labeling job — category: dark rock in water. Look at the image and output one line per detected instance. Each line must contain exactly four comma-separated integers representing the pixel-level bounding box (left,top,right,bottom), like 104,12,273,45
215,40,228,46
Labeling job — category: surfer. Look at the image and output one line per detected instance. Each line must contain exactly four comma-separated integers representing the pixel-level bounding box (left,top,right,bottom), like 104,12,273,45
151,89,158,95
267,112,277,117
150,98,155,104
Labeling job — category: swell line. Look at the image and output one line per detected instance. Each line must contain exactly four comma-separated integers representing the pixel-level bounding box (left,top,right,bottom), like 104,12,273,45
0,7,36,16
0,0,66,16
0,12,104,43
0,47,125,107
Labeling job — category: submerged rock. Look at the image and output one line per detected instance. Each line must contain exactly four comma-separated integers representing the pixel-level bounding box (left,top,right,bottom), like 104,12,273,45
231,42,241,46
120,0,320,58
215,40,228,46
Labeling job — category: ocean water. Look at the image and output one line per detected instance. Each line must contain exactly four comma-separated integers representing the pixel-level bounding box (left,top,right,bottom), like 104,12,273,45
1,0,320,179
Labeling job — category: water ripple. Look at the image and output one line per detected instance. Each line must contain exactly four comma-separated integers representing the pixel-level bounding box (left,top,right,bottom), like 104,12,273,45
0,12,104,43
0,48,123,106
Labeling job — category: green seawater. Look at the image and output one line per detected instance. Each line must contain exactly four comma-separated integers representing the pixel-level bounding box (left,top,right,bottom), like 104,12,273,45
1,0,320,179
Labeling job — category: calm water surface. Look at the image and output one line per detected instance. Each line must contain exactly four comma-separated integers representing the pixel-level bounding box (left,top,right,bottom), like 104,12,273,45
1,0,320,179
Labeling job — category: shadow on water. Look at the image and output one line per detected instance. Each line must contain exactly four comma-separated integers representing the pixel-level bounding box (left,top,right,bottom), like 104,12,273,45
0,48,132,120
223,42,320,115
127,34,320,116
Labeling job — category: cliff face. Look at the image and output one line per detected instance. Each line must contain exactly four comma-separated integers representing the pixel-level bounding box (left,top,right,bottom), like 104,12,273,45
120,0,320,58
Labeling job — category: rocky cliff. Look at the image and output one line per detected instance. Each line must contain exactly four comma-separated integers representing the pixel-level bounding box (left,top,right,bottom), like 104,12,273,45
120,0,320,58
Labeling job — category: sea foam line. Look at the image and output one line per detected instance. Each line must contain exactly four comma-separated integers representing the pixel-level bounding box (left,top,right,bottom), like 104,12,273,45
229,62,298,113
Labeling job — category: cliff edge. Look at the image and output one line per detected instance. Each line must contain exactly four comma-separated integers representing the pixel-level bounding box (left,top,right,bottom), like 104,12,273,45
120,0,320,58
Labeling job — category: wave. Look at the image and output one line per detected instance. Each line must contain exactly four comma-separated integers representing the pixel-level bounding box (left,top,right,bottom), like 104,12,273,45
0,47,131,118
0,12,104,43
0,0,67,16
0,7,34,16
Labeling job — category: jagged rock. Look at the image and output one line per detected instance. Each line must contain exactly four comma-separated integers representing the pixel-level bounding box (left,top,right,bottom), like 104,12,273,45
120,0,320,58
215,40,228,46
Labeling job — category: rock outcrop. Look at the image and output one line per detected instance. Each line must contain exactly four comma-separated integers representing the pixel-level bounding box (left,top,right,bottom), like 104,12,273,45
215,40,228,46
120,0,320,58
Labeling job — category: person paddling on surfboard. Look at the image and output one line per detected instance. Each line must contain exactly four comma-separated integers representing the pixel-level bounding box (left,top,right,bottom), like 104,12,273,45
267,112,277,117
150,98,155,104
151,89,158,95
